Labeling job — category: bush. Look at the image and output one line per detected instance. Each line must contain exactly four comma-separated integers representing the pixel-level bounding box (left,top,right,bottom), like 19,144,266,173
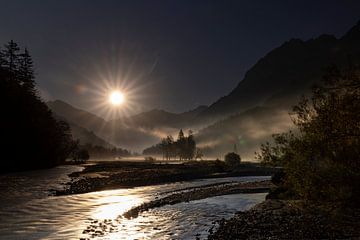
213,159,226,172
224,152,241,166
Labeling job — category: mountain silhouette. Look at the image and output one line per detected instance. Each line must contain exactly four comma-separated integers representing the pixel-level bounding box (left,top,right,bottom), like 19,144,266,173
47,100,107,133
199,21,360,119
49,20,360,158
48,100,207,151
51,112,114,148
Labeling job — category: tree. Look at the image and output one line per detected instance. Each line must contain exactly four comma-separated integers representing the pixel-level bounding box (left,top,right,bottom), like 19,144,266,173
72,149,90,163
0,47,5,68
0,40,75,172
160,138,167,160
224,152,241,166
2,40,20,81
159,136,174,160
257,64,360,202
18,48,35,91
185,130,196,160
144,129,199,161
165,135,175,160
176,129,186,160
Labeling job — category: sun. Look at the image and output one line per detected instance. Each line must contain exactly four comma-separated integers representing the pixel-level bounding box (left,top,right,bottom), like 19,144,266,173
109,91,125,106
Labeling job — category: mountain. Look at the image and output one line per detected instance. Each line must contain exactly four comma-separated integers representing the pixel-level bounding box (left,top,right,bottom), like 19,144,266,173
112,105,208,129
104,106,208,151
194,21,360,159
48,100,114,148
196,106,293,160
199,21,360,119
50,112,114,148
47,100,107,133
49,21,360,157
48,99,208,151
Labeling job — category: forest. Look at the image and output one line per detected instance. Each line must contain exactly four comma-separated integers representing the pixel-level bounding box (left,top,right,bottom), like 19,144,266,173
0,40,74,172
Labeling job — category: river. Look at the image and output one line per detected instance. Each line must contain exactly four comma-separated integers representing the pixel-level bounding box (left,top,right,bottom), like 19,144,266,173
0,165,269,240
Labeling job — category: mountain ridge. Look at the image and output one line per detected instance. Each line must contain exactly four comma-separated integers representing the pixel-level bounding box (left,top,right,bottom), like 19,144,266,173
198,22,360,119
48,20,360,157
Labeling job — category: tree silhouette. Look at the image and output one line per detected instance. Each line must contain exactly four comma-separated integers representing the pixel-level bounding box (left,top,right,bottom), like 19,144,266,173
18,48,35,91
144,129,200,161
185,130,196,160
176,129,186,160
2,40,20,81
224,152,241,166
257,64,360,202
0,40,75,172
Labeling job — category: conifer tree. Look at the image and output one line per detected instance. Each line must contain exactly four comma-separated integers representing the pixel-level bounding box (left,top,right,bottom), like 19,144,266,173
177,129,186,160
2,40,20,80
19,48,35,91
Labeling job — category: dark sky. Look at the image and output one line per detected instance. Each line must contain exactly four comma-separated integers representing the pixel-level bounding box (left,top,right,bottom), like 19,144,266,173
1,0,360,118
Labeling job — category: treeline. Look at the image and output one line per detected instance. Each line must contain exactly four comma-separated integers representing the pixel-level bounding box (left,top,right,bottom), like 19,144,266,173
143,129,203,160
258,64,360,204
0,40,74,171
82,143,131,159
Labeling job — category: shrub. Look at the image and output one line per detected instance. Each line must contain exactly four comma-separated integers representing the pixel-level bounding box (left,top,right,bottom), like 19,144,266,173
214,159,226,172
224,152,241,166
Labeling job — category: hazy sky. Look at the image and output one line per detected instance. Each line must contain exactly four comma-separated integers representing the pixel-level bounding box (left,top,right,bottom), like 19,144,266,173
1,0,360,118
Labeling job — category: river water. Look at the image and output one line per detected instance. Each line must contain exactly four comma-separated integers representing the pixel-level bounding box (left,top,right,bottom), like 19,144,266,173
0,165,269,240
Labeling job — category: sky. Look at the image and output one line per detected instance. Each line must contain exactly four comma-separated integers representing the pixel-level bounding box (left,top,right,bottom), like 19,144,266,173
1,0,360,119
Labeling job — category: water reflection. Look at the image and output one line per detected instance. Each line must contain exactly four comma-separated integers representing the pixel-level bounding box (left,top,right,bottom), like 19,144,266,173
92,194,143,220
0,166,269,240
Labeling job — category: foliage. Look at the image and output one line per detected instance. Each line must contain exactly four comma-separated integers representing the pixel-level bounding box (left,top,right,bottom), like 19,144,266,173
143,129,200,161
224,152,241,166
82,143,131,159
0,40,74,171
214,159,226,172
257,64,360,203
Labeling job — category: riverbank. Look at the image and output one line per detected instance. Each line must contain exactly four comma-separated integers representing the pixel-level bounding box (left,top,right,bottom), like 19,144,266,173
79,178,272,239
123,180,273,219
208,199,360,240
56,160,277,195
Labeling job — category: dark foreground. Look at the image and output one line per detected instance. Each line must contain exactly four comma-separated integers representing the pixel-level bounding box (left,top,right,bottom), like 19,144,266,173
56,160,277,195
208,199,360,240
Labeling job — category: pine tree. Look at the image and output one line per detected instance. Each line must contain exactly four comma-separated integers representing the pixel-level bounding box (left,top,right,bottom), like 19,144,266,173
165,135,174,160
2,40,20,80
186,130,196,160
0,47,5,68
0,40,75,172
177,129,186,160
19,48,35,91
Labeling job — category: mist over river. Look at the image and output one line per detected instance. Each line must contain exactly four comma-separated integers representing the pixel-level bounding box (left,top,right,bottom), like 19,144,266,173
0,165,269,239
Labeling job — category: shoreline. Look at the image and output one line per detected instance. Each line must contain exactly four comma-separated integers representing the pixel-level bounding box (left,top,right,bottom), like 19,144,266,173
55,160,277,195
208,199,360,239
79,178,273,239
123,180,273,219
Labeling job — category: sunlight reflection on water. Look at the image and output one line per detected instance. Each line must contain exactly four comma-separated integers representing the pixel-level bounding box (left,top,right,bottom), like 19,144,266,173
0,166,269,240
92,194,143,220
